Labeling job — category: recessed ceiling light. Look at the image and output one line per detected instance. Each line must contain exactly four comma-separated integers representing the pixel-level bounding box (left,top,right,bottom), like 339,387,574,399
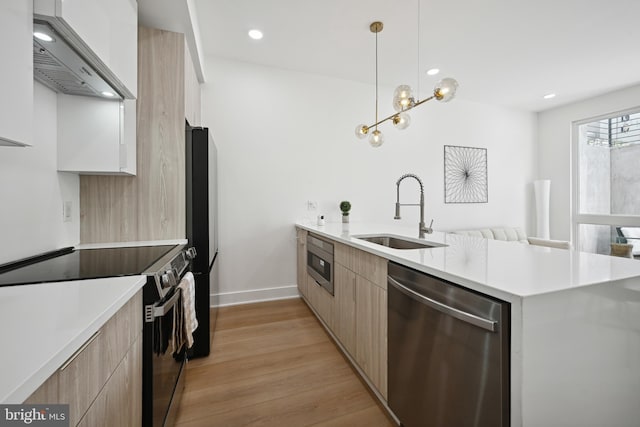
34,32,53,42
101,91,115,98
543,93,556,99
248,29,263,40
426,68,440,76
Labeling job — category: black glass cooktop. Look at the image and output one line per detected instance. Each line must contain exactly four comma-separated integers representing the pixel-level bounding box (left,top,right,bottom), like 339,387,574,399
0,245,176,287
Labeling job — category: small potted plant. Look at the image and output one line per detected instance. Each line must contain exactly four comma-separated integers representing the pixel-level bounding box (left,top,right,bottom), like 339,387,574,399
340,201,351,223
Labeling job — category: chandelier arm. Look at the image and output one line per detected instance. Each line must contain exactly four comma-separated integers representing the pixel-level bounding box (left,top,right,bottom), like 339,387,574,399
412,94,436,108
366,95,436,129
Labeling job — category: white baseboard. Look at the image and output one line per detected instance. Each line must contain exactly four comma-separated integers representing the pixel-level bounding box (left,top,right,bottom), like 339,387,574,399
210,285,300,307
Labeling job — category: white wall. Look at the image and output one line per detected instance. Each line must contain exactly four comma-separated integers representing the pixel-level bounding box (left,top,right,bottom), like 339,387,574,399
201,56,537,305
0,82,80,264
538,83,640,241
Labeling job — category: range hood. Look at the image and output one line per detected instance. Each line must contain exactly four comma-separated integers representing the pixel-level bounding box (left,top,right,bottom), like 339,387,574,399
32,19,133,100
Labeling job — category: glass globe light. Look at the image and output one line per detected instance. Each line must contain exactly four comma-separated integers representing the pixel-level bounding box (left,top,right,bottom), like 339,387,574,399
392,113,411,130
393,85,414,112
369,129,384,147
433,78,458,103
355,124,369,139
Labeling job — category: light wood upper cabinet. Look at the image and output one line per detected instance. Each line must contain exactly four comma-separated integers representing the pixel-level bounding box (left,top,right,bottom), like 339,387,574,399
0,1,32,147
184,41,201,126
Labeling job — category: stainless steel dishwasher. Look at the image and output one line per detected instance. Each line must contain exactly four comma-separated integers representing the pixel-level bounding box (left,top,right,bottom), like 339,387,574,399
387,262,510,427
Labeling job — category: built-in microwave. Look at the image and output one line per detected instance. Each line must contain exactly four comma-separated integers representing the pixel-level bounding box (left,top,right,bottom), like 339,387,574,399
306,234,334,295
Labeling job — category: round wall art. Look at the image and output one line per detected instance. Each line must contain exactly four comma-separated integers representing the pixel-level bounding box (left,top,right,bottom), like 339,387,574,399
444,145,488,203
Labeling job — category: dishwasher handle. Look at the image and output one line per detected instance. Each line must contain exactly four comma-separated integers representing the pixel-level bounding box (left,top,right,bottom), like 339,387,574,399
388,276,498,332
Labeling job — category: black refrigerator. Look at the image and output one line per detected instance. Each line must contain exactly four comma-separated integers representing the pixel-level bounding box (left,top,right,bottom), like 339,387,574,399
185,124,219,358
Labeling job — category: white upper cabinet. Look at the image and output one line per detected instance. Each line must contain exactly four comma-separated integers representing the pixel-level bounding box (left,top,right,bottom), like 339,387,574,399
34,0,138,175
57,95,136,175
0,1,33,147
34,0,138,98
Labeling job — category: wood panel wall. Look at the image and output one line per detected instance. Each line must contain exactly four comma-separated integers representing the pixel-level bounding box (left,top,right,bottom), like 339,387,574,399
80,27,186,243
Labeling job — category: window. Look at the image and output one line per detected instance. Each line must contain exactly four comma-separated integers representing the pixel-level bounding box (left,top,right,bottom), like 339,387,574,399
573,109,640,256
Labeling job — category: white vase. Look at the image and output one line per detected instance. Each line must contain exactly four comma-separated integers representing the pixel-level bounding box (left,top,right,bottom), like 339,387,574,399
533,180,550,239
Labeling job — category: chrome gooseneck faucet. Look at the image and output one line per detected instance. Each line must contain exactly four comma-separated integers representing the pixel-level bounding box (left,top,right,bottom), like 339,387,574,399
394,173,433,238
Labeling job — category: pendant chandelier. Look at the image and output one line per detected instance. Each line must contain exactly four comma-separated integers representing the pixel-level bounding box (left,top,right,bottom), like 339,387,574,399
355,20,459,147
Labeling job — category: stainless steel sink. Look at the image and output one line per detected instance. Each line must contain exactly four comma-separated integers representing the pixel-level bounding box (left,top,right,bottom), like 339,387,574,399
354,234,446,250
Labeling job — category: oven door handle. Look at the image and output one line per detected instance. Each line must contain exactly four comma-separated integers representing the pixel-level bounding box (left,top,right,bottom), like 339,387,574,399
145,289,182,322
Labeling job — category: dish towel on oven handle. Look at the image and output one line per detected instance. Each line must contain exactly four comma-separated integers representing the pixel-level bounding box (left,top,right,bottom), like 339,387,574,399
177,271,199,349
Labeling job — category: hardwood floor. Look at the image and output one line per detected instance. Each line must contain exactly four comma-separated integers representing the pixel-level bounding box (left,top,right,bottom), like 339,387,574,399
174,298,394,427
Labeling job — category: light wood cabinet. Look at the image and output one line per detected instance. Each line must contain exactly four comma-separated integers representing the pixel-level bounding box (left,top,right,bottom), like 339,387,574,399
306,272,335,330
58,329,106,426
355,275,388,399
296,228,308,298
24,291,142,426
0,1,32,147
80,27,188,243
334,263,356,357
335,241,386,289
299,230,388,399
77,334,142,427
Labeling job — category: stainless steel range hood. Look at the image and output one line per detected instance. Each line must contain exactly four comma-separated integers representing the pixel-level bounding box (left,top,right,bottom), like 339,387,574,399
32,19,133,100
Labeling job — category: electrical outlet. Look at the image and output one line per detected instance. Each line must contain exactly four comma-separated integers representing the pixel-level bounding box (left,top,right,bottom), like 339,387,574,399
307,200,318,211
63,201,72,222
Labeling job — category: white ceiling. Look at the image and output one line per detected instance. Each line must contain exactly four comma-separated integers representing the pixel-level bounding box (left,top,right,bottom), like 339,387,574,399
161,0,640,112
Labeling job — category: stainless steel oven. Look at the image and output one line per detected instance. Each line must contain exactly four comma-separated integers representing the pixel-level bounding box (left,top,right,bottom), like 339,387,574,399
306,234,334,295
0,242,196,427
142,245,196,427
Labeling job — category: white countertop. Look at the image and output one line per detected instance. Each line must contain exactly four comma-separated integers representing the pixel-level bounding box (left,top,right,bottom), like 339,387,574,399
0,276,145,403
298,221,640,425
296,221,640,300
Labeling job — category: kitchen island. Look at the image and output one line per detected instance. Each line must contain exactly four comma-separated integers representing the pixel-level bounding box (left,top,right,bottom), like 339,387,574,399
0,276,145,404
296,221,640,427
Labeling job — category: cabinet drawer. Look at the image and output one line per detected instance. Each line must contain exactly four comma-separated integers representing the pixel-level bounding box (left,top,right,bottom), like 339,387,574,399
335,242,387,289
59,292,141,425
334,241,353,270
77,334,142,427
103,291,142,375
58,329,106,426
306,272,334,330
